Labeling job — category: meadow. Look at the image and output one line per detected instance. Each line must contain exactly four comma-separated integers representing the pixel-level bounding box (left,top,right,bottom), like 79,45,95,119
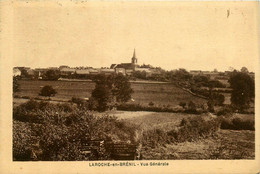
110,111,255,159
15,80,207,107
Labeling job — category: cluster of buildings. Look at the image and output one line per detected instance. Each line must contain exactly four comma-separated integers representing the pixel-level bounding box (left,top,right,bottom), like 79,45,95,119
13,49,255,80
13,50,162,79
190,69,255,80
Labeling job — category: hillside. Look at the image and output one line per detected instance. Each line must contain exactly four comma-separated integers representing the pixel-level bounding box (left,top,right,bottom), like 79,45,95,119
15,80,207,107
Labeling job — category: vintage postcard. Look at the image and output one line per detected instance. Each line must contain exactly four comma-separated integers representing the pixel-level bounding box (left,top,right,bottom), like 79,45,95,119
0,0,259,173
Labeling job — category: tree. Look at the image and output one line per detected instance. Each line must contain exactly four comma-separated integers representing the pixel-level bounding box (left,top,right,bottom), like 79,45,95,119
91,83,112,112
174,68,192,81
240,67,249,73
39,85,57,99
43,70,60,80
13,76,20,93
111,74,134,103
229,72,254,111
208,80,226,88
91,74,134,112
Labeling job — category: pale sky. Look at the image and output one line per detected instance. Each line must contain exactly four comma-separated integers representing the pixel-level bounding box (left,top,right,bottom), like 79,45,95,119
13,1,259,72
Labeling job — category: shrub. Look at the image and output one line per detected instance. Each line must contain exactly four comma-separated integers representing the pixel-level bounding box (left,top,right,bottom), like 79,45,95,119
70,97,86,107
142,129,172,148
141,116,220,148
13,121,34,161
39,85,57,98
169,116,220,143
148,102,154,107
219,117,254,130
216,105,233,116
87,97,98,111
117,103,180,113
13,101,138,161
184,101,199,114
13,100,76,123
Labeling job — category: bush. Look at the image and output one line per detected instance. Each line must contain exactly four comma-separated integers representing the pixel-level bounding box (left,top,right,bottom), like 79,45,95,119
13,101,138,161
148,102,154,107
117,103,181,113
184,101,200,114
169,116,220,143
13,100,76,123
39,85,57,98
13,121,34,161
216,105,233,116
141,116,220,148
219,117,254,130
142,129,172,148
70,97,86,107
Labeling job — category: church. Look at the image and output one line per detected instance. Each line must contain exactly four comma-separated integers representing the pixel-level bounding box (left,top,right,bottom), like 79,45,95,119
110,49,139,75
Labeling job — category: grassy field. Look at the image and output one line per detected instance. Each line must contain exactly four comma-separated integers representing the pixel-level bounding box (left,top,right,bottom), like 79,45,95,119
15,80,207,107
110,111,255,159
109,111,212,131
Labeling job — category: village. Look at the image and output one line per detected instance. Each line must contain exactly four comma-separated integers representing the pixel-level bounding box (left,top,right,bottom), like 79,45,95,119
13,49,254,82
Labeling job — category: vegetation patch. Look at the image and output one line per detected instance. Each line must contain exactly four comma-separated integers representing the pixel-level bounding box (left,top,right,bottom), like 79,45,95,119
141,116,220,149
219,117,254,130
13,101,138,161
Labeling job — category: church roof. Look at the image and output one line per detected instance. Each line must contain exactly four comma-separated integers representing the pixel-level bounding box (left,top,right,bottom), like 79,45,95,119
115,63,135,69
110,64,117,69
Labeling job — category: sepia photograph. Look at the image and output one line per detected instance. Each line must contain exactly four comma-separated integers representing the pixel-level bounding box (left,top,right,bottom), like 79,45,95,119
1,0,259,173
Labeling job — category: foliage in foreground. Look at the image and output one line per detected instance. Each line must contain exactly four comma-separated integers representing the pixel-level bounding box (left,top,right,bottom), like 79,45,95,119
13,100,138,161
219,117,254,130
141,116,220,148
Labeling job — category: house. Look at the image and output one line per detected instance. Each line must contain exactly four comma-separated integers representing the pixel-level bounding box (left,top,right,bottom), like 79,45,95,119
27,69,35,76
34,68,49,79
115,68,126,75
60,67,76,76
89,69,99,75
190,70,202,76
125,69,134,76
75,69,90,75
13,68,21,77
100,68,115,75
73,69,90,78
59,65,70,70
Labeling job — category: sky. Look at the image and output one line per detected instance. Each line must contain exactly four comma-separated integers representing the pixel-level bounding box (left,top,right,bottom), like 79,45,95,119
12,1,259,72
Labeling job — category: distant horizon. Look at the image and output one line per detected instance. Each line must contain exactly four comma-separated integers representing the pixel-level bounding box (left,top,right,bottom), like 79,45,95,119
13,2,258,73
13,62,255,73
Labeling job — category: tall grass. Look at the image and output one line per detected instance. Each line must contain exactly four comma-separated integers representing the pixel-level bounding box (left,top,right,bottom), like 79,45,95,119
141,116,220,148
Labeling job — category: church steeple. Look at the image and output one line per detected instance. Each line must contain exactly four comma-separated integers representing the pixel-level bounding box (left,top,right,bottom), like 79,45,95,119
131,49,137,64
133,49,136,59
